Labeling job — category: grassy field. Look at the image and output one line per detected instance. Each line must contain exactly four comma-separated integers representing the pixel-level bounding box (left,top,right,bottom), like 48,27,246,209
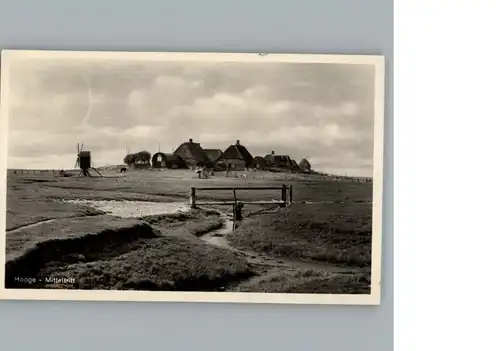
236,270,370,294
6,209,252,291
4,168,373,294
228,202,372,267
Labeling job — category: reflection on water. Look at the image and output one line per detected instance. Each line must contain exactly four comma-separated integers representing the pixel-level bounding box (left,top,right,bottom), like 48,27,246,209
64,199,190,218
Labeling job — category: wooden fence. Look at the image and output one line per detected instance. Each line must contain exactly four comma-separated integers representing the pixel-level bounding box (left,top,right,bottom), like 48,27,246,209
189,185,293,231
188,185,368,209
189,185,292,209
187,185,371,231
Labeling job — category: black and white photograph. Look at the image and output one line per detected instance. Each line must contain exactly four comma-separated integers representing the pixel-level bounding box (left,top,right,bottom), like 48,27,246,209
0,50,384,305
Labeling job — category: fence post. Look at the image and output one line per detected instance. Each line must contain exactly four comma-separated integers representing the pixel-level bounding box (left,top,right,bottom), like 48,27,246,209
289,184,293,205
189,187,197,209
280,184,287,207
235,202,243,221
232,188,237,231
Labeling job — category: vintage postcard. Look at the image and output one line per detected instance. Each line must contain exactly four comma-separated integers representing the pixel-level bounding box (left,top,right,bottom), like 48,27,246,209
0,50,385,305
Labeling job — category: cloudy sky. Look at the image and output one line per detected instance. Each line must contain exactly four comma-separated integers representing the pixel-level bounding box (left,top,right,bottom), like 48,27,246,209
5,55,375,176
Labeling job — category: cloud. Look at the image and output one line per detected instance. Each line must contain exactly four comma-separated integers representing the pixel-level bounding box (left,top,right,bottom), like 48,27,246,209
5,58,376,176
340,101,360,116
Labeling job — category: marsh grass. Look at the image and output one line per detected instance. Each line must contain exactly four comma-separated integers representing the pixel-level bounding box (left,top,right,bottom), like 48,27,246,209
228,204,372,268
236,269,370,294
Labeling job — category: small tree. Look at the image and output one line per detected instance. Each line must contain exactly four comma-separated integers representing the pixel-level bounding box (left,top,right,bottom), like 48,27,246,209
123,154,136,166
135,150,152,165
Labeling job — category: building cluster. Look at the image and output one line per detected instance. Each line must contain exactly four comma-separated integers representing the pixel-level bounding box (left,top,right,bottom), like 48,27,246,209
140,138,312,173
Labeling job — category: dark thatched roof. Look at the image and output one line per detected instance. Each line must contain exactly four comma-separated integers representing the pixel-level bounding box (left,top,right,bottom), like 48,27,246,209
299,158,311,170
152,152,188,169
153,152,186,163
252,156,267,168
264,153,293,168
174,139,212,166
203,149,223,162
165,154,184,163
219,141,254,167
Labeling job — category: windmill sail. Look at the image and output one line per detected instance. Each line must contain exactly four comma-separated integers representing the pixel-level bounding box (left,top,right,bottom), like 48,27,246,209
74,142,85,169
74,143,80,168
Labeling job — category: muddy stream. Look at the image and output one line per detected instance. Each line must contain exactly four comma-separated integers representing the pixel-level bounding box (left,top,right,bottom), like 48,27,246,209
61,199,356,278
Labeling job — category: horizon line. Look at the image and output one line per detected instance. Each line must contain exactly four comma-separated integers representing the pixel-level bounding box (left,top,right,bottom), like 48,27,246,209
5,167,374,178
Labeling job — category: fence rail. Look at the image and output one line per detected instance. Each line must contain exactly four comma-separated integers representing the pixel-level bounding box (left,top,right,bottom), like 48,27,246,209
189,184,292,210
195,200,286,206
193,186,288,191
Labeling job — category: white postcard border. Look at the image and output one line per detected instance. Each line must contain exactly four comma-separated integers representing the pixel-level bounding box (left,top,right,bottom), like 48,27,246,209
0,49,385,305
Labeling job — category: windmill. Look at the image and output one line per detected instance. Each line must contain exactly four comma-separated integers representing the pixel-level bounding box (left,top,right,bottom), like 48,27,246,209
74,142,103,177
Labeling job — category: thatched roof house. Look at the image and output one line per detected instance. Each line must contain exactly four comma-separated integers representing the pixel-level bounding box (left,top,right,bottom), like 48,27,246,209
264,151,294,169
299,158,311,171
152,152,187,169
173,138,212,168
203,149,223,163
217,140,254,170
252,156,267,170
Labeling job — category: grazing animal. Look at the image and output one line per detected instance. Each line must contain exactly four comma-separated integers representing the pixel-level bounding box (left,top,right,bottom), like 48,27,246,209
120,167,127,173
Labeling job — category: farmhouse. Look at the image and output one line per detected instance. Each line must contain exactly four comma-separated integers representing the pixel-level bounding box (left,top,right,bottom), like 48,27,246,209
152,152,187,169
264,151,294,169
173,138,213,168
252,156,267,170
216,140,254,171
203,149,223,163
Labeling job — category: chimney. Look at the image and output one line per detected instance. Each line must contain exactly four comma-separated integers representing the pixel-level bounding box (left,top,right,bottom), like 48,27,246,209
189,138,193,143
271,150,275,155
236,140,240,145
